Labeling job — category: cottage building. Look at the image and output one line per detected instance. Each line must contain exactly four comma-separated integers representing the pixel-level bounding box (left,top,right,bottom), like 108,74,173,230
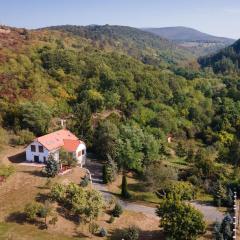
26,129,86,167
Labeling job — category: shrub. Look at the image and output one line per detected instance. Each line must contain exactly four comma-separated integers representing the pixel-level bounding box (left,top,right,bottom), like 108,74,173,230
0,127,9,145
89,222,99,235
43,155,59,177
187,175,200,186
44,178,53,189
108,215,115,223
38,205,48,218
112,202,123,217
49,216,58,226
59,149,77,167
99,227,107,237
0,165,15,178
80,175,89,187
163,181,196,200
50,183,66,202
176,142,187,157
123,226,140,240
121,175,131,199
24,202,41,221
107,196,116,210
15,129,35,145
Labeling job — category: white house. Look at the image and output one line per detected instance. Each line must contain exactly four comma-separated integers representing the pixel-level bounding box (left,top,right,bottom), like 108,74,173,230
26,129,86,167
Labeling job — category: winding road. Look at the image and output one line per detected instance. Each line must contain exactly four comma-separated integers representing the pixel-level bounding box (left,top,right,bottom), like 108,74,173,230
86,159,224,222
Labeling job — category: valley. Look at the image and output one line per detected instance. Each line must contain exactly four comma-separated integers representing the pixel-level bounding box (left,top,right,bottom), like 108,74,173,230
0,22,239,239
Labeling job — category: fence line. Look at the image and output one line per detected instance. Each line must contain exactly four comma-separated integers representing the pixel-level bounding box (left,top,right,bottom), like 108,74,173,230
233,191,238,239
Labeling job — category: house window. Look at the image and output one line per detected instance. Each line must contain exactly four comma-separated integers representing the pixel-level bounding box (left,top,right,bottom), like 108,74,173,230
82,149,85,155
78,151,82,157
31,145,36,152
39,146,44,152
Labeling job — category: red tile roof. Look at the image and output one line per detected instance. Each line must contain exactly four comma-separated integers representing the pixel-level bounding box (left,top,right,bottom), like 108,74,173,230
36,129,82,151
63,139,81,152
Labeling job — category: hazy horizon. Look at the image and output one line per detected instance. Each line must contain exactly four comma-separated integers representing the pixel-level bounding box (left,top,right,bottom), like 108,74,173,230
1,0,240,39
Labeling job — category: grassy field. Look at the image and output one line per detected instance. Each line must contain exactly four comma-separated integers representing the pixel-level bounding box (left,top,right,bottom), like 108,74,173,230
0,146,163,239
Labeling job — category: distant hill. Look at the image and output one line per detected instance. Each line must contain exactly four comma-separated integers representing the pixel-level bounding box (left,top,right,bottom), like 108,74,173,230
199,39,240,74
142,26,234,43
142,26,235,56
45,25,195,66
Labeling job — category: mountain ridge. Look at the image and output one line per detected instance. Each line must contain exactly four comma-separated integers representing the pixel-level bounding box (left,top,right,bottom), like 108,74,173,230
142,26,235,43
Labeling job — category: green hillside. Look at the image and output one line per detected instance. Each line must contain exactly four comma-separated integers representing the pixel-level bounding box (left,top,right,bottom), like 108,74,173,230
46,25,194,66
199,39,240,74
0,25,240,218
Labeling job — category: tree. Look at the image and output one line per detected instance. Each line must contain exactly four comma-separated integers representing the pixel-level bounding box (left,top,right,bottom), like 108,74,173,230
103,155,117,184
59,148,77,167
116,124,144,172
85,189,104,221
156,198,206,240
121,175,131,199
20,102,51,136
214,221,224,240
94,121,119,159
213,181,227,207
38,201,53,228
43,155,59,177
73,103,93,147
220,214,233,240
145,163,178,192
51,183,104,222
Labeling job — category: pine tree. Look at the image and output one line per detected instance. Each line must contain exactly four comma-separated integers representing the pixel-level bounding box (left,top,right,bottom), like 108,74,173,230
121,175,130,199
44,155,59,177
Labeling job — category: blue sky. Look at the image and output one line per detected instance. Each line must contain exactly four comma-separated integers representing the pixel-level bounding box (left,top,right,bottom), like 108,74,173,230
0,0,240,39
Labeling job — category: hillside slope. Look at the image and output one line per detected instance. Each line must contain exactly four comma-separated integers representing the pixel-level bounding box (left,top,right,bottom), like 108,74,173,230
45,25,195,66
143,26,235,56
199,39,240,74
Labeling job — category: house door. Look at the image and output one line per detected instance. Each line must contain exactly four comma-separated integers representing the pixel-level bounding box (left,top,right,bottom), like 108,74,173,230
34,155,39,163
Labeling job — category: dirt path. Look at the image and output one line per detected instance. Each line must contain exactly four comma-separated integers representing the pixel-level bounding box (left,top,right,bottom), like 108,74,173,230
86,158,225,222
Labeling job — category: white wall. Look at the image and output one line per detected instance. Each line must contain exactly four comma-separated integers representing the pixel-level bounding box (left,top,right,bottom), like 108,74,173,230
26,141,49,163
75,143,87,167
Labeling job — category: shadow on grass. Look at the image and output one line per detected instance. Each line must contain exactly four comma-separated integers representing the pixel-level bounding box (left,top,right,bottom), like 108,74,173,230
6,211,48,230
56,206,80,224
8,151,26,163
21,170,44,177
35,192,50,203
5,211,26,224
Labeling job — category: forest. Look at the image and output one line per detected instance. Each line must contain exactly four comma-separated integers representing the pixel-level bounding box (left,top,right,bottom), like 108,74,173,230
0,25,240,239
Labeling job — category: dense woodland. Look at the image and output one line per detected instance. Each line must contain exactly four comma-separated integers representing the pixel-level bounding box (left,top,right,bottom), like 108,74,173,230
0,25,240,238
